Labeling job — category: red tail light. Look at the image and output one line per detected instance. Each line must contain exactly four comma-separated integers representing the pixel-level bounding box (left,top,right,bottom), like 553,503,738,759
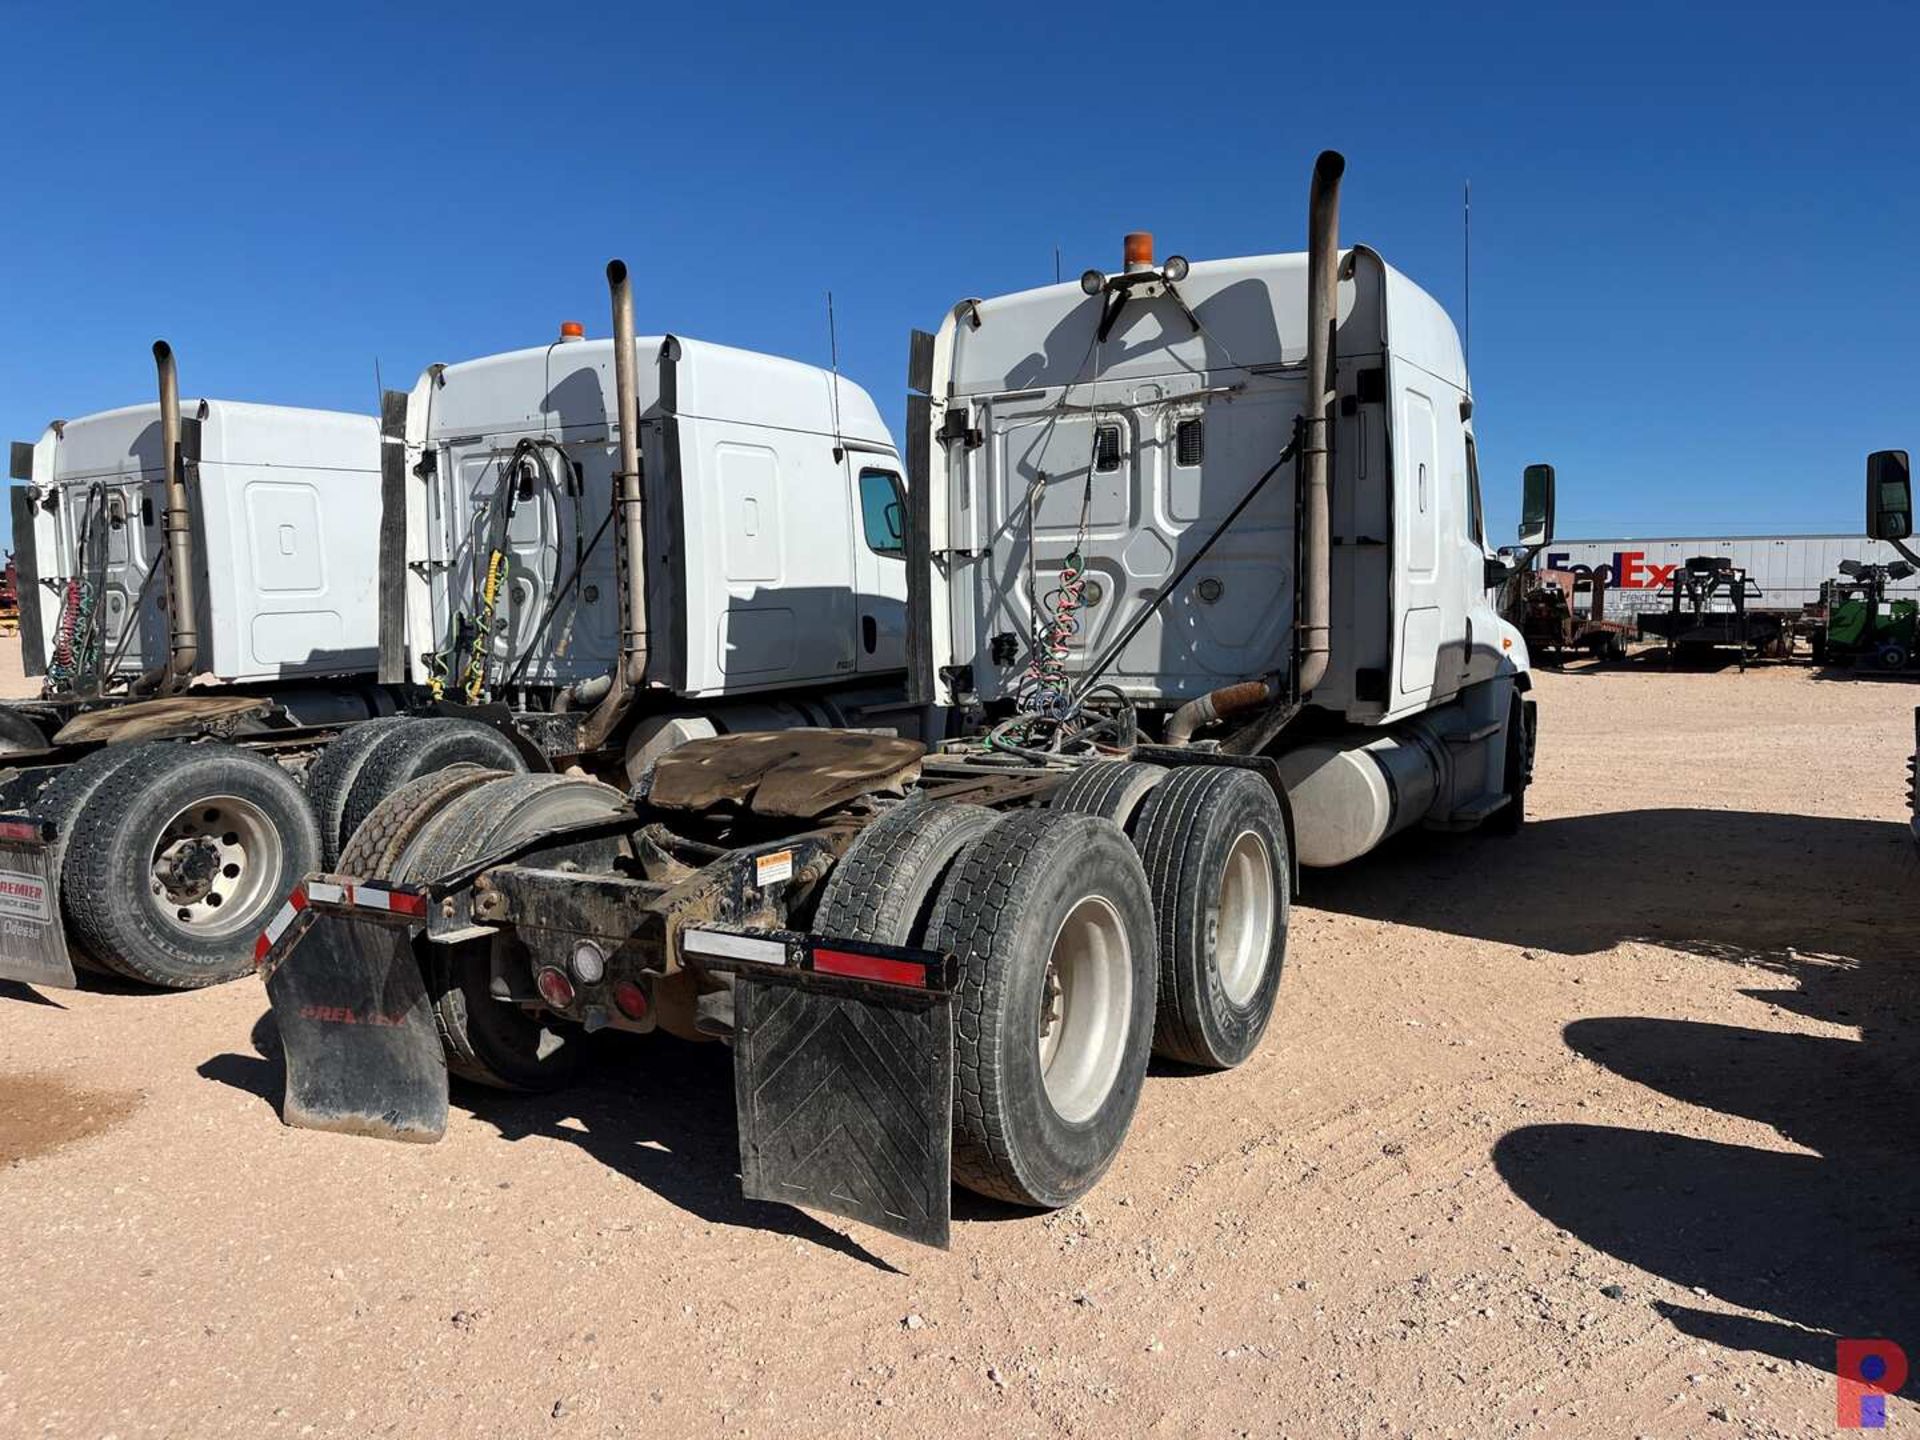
535,967,575,1009
611,980,649,1022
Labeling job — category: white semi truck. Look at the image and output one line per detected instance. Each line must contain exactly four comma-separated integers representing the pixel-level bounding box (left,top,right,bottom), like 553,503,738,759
255,152,1558,1248
0,357,389,988
0,282,912,991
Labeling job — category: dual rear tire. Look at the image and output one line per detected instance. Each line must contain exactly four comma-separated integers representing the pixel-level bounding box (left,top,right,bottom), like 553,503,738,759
307,716,529,867
1054,760,1292,1070
817,762,1291,1211
346,768,628,1091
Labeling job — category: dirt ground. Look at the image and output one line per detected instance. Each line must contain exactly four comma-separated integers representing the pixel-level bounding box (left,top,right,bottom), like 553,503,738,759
0,627,34,700
1,649,1916,1439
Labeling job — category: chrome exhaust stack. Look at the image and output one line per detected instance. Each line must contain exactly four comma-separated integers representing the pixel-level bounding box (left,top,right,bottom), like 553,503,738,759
154,339,198,690
580,260,650,749
1296,149,1344,698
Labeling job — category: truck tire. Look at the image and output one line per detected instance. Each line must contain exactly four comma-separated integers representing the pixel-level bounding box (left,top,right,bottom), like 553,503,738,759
1490,696,1530,835
305,716,418,866
26,744,163,974
927,810,1156,1210
377,772,627,1091
813,800,1002,945
61,741,320,988
339,718,526,857
336,763,495,876
1133,766,1289,1070
1047,760,1167,835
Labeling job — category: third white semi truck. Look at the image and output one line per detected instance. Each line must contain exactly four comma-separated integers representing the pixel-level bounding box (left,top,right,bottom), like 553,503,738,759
255,151,1559,1248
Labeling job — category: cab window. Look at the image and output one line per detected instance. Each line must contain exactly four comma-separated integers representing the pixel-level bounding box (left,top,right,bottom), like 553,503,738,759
1464,434,1486,548
858,469,906,559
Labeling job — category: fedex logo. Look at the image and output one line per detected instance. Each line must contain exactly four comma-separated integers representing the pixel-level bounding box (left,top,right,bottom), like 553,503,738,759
1544,550,1679,590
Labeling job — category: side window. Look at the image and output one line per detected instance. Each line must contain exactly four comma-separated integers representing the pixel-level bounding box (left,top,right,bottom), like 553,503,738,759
1464,433,1486,548
858,468,906,559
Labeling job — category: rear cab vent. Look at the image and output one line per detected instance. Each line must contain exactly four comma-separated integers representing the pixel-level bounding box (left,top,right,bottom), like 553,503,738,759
1175,418,1204,467
1093,424,1122,473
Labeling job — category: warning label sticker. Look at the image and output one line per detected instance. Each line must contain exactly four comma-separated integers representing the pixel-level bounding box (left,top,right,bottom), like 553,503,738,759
754,850,795,888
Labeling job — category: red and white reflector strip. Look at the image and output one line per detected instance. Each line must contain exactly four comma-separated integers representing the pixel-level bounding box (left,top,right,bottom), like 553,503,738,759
306,880,429,918
254,880,429,965
680,926,939,992
255,886,309,963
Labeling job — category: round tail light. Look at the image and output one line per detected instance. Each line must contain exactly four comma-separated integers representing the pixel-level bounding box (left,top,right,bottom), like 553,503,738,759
611,979,649,1023
535,967,575,1009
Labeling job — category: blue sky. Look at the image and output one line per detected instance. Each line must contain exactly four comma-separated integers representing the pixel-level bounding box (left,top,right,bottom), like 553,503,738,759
1,0,1914,551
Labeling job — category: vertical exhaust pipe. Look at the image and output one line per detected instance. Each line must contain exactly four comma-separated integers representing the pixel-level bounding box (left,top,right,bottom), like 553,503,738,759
579,260,649,749
1295,149,1344,698
154,340,198,688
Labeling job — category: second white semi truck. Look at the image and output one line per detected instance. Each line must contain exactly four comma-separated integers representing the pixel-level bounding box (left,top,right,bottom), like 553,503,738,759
0,276,913,990
254,151,1559,1248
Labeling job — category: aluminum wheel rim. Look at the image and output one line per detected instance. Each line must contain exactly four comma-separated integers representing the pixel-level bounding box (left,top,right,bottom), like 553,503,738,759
1036,894,1132,1124
1215,829,1275,1007
149,794,284,939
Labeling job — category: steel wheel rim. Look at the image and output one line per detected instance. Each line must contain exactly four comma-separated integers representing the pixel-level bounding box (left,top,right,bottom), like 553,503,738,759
1036,894,1132,1123
149,793,284,939
1215,829,1275,1006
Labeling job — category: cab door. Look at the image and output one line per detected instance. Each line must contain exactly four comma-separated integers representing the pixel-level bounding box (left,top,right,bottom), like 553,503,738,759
851,459,909,674
1393,381,1444,708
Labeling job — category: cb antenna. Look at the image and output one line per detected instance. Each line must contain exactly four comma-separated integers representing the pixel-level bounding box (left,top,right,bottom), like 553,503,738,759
1054,245,1062,285
1463,179,1472,372
826,290,845,461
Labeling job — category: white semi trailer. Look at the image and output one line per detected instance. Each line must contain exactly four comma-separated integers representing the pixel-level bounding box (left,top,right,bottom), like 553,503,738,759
256,152,1559,1249
0,283,912,992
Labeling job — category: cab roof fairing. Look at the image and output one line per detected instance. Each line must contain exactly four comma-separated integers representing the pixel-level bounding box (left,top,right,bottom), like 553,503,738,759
29,400,377,488
930,246,1466,403
404,335,894,454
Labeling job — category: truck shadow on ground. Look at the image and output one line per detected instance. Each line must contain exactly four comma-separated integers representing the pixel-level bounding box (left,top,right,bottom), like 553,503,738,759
0,979,63,1007
1307,809,1920,1383
204,1013,906,1272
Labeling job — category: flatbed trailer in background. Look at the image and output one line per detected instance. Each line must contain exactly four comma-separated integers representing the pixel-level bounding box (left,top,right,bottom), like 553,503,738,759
1637,556,1786,668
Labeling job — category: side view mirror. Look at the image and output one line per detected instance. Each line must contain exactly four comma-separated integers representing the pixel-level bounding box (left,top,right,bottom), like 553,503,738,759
1867,450,1912,542
1519,464,1556,549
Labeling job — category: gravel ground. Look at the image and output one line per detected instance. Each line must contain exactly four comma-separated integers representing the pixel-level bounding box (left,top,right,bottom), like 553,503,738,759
1,654,1917,1439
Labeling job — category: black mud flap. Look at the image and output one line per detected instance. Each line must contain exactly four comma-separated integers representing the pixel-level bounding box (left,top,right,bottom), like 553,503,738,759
257,879,448,1143
0,819,74,989
732,966,955,1248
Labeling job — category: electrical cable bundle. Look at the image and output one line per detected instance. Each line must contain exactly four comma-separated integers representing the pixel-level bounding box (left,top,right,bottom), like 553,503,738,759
430,439,571,703
47,483,110,692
